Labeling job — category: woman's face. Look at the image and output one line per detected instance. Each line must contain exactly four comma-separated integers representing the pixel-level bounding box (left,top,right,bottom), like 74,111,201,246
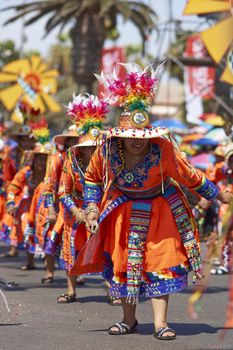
33,154,48,184
79,146,96,162
123,138,150,156
65,137,79,149
18,135,35,150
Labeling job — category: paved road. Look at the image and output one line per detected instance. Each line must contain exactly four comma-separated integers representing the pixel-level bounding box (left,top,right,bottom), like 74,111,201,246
0,244,232,350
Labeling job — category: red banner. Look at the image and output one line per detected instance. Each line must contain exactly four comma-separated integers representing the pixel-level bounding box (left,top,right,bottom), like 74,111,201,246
99,47,126,97
185,35,215,100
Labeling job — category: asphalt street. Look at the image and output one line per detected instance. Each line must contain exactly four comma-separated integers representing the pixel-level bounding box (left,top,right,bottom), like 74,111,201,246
0,244,232,350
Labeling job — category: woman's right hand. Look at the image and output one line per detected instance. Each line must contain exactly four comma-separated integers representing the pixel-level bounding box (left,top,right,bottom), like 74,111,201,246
71,207,85,224
7,205,17,217
47,207,57,224
85,211,99,235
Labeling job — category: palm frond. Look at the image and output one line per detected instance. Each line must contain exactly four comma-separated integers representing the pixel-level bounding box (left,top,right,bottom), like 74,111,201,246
116,3,157,40
99,0,116,15
3,1,61,26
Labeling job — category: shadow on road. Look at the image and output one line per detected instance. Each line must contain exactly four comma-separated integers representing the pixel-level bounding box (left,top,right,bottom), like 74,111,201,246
87,322,224,336
137,322,225,336
180,286,228,294
0,323,22,327
76,295,109,304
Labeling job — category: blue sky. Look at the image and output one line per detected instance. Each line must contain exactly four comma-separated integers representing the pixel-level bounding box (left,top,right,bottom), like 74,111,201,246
0,0,204,57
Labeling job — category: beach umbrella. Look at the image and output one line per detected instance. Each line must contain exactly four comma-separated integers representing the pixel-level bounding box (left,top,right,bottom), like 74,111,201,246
199,113,216,121
182,134,203,143
189,123,213,134
192,138,219,146
199,113,225,126
152,119,187,130
205,128,226,142
190,153,215,170
204,116,225,126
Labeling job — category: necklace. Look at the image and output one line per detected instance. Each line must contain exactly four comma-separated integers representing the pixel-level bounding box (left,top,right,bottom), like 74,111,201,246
70,148,86,184
117,139,125,173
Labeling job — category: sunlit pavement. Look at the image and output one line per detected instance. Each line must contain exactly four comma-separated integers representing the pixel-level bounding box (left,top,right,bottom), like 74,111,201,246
0,243,232,350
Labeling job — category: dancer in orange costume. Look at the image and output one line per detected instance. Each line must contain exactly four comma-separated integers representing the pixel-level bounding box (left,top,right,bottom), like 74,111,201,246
24,180,48,255
0,136,36,257
0,131,19,222
56,146,91,302
6,150,49,269
34,133,79,283
0,101,47,258
0,159,5,221
194,145,226,241
208,143,233,275
55,94,107,303
72,63,233,339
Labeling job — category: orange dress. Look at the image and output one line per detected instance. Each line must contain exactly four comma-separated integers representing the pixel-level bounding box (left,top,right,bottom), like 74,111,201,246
30,151,66,255
53,150,88,271
0,144,17,222
73,137,219,300
206,161,233,223
43,151,66,212
2,166,32,248
207,161,233,272
42,151,66,256
24,182,47,253
0,162,5,221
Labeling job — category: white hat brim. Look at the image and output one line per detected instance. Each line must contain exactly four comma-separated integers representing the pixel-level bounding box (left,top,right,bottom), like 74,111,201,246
53,134,79,146
76,140,98,147
106,126,170,139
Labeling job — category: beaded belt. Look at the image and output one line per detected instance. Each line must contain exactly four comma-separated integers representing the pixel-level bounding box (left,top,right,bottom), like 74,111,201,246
118,177,170,200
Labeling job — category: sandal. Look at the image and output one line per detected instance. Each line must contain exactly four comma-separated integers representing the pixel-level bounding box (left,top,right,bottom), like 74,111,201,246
154,327,176,340
108,320,138,335
41,276,54,284
20,265,36,271
210,266,228,275
57,293,76,304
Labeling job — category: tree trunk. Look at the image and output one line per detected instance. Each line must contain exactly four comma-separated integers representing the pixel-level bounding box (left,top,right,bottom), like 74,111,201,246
70,12,106,94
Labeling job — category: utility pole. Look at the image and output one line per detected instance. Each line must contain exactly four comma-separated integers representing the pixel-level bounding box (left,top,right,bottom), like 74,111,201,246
166,0,173,117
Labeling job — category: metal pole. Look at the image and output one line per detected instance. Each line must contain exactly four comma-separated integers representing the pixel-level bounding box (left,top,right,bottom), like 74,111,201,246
166,0,173,118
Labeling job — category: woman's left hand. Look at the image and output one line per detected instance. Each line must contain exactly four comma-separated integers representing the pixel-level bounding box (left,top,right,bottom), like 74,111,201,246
48,207,57,224
217,191,233,204
193,271,205,283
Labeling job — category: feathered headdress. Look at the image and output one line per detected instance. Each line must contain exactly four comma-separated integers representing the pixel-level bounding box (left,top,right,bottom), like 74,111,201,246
94,62,168,138
27,118,50,145
66,93,109,146
95,62,164,111
15,100,50,145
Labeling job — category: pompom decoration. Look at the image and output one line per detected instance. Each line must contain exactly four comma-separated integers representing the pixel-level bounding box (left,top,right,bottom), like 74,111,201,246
66,94,109,135
94,62,165,111
17,100,41,123
28,117,50,144
15,100,50,144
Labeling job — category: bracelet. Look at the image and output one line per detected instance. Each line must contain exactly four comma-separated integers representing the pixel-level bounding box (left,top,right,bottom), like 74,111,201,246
85,205,99,216
6,201,15,208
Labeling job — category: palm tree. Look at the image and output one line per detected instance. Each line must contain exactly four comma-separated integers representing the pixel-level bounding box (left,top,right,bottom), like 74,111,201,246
2,0,158,93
